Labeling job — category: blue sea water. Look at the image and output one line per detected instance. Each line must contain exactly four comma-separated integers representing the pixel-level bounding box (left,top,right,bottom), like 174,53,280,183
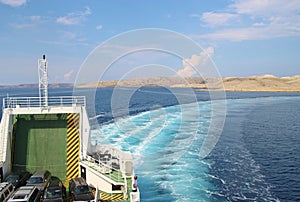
0,88,299,202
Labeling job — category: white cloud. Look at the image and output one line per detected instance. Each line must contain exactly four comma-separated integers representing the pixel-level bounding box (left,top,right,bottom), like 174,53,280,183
29,16,41,21
190,14,201,18
59,31,77,40
177,47,214,77
10,15,44,30
38,31,89,46
35,22,91,46
199,15,300,41
38,40,90,46
64,69,75,81
198,27,270,41
10,23,34,29
201,12,238,26
96,25,103,30
196,0,300,41
56,17,78,25
0,0,26,7
56,7,91,25
231,0,300,17
253,22,265,27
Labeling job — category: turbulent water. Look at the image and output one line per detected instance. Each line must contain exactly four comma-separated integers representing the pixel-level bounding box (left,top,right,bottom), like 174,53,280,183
0,88,299,202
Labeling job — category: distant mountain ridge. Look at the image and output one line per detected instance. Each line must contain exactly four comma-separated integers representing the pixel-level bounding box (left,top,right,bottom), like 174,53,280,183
0,83,74,88
221,75,300,92
77,75,300,92
1,75,300,92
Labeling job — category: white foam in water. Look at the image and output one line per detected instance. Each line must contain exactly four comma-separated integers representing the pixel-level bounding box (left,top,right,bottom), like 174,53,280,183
93,101,216,201
92,96,299,201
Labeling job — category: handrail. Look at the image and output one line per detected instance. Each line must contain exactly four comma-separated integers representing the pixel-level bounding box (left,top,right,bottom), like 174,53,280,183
3,96,85,109
0,111,9,162
84,155,123,176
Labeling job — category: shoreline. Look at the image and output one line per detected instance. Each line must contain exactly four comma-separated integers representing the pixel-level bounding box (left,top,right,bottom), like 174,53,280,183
76,74,300,92
1,74,300,92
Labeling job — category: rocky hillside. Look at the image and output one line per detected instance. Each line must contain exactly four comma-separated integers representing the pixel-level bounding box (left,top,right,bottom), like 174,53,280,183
77,75,300,92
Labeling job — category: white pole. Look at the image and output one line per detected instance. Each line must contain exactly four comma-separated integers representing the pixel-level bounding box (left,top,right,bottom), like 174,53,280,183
38,55,48,107
42,55,48,107
95,187,99,201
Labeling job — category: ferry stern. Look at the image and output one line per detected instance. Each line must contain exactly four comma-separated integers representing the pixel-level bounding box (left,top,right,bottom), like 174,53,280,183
0,55,140,202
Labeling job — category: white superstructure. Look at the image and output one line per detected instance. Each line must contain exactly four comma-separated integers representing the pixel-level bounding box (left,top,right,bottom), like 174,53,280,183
0,55,139,201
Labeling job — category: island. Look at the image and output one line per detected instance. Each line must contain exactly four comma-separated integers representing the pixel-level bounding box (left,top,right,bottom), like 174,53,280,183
77,74,300,92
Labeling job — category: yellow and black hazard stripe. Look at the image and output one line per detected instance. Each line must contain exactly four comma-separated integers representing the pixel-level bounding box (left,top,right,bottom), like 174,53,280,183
66,113,80,182
100,193,124,201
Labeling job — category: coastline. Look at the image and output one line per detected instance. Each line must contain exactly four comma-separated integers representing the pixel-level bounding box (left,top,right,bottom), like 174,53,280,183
76,74,300,92
1,74,299,92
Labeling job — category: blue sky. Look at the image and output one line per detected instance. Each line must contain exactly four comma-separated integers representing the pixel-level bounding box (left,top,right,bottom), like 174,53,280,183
0,0,299,84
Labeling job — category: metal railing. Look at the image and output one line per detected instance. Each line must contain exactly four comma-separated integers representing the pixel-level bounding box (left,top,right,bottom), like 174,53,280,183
0,111,9,162
3,96,86,109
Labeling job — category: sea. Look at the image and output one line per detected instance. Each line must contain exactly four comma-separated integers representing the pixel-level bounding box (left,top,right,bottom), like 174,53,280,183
0,87,299,202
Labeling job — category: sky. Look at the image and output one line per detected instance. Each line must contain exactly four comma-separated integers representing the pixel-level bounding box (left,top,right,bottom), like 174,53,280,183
0,0,300,84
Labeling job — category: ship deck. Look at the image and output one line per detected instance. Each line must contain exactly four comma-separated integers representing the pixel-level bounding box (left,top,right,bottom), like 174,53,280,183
0,94,139,201
12,114,68,181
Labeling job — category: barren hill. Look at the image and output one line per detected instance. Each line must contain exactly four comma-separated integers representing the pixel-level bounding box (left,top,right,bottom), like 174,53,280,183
222,75,300,92
77,75,300,92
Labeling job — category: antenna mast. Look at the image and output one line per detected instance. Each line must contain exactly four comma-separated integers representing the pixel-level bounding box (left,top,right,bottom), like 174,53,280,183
38,54,48,107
